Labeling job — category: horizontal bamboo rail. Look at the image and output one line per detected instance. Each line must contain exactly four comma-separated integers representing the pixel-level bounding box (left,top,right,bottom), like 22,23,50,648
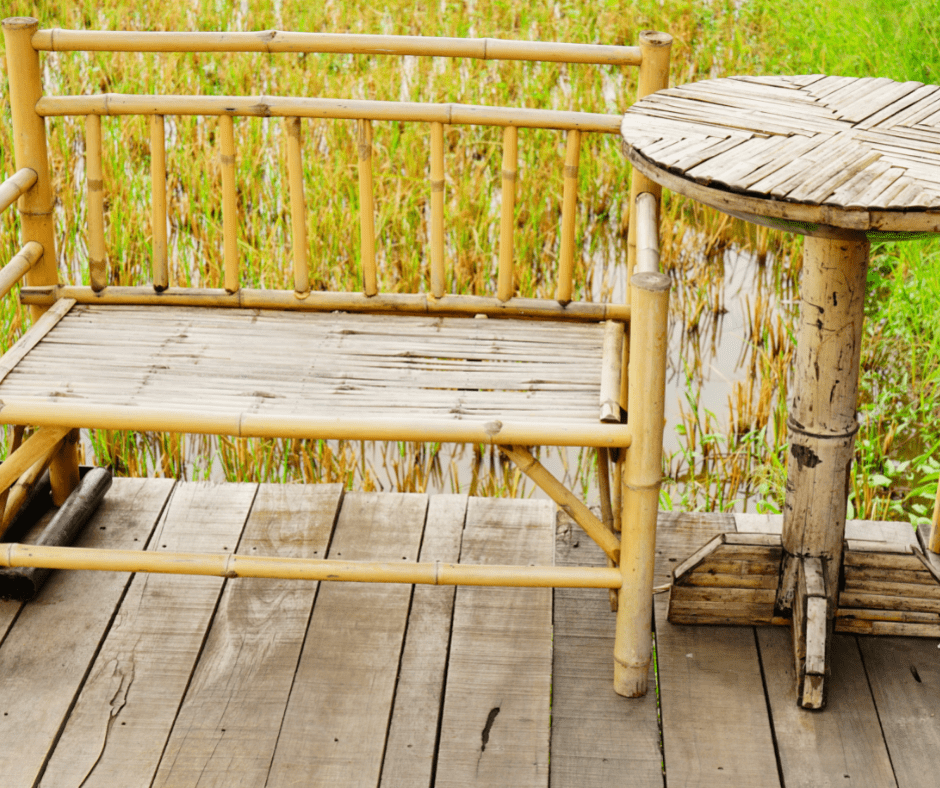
0,167,37,214
498,444,621,562
36,95,622,133
0,542,623,587
635,192,661,275
0,399,634,448
33,29,641,65
0,241,43,300
19,285,632,322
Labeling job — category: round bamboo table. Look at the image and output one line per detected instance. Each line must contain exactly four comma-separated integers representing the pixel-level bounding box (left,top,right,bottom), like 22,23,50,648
621,74,940,708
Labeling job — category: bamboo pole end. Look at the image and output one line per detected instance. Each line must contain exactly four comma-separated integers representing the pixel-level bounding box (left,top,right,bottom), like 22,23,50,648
613,659,649,697
2,17,39,33
638,30,672,49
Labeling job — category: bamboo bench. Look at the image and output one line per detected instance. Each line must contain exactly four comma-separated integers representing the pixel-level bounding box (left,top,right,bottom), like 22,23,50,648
0,17,672,698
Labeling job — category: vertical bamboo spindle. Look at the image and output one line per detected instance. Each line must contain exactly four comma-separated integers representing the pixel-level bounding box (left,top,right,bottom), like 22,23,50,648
430,121,446,299
497,125,518,302
929,475,940,553
151,115,168,291
0,426,25,520
3,18,59,321
614,270,670,698
555,129,580,304
597,447,618,612
627,31,672,281
358,119,377,296
285,117,309,295
4,17,78,506
85,115,107,291
220,115,239,293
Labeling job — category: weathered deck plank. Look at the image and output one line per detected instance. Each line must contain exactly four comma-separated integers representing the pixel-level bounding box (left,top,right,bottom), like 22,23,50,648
0,477,174,788
151,483,344,788
757,629,897,787
434,497,554,788
550,510,663,787
380,494,468,788
654,511,780,788
859,637,940,788
265,492,428,788
36,481,257,788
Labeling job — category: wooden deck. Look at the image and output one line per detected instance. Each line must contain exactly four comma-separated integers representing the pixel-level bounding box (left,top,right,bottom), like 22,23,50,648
0,479,937,787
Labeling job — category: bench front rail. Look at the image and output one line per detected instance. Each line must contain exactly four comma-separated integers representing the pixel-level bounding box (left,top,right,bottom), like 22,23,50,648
0,17,672,697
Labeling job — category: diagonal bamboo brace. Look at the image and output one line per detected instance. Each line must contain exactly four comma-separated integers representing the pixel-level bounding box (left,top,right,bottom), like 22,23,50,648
0,425,69,498
498,444,620,563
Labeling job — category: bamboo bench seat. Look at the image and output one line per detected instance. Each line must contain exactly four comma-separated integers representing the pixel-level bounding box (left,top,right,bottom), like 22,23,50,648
0,17,673,699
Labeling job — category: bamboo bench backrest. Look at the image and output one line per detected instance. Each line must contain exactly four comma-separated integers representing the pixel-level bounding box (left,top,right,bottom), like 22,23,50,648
4,19,671,321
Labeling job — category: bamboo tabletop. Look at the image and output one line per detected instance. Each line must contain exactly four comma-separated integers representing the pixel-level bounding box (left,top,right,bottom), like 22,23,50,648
621,74,940,236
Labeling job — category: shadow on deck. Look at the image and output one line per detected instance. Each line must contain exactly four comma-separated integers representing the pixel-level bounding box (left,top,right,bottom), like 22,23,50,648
0,479,936,787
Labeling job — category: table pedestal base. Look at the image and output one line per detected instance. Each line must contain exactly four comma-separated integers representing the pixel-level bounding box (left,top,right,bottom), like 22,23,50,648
667,531,940,708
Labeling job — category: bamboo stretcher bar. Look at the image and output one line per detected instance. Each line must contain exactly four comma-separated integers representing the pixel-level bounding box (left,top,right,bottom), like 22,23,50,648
357,119,377,296
634,192,661,274
20,285,632,321
599,320,625,423
498,444,621,562
0,425,69,497
555,129,581,304
36,95,622,133
219,115,239,293
0,400,634,448
85,114,107,291
429,121,446,298
151,114,168,290
0,167,37,214
284,116,309,294
0,241,43,300
0,542,623,587
33,29,642,65
497,126,517,302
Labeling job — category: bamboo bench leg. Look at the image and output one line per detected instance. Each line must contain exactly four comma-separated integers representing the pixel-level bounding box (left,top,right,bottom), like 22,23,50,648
49,428,80,507
613,271,669,697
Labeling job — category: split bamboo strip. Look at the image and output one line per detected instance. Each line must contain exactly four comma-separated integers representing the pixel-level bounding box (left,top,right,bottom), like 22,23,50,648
0,167,37,215
219,115,239,293
0,426,69,497
497,125,518,302
150,114,168,290
614,270,670,698
430,121,446,298
929,475,940,554
3,18,60,322
634,192,660,274
0,241,43,300
626,31,671,278
612,450,622,533
36,95,622,133
357,118,377,296
599,320,625,422
0,425,24,523
85,114,107,291
0,449,57,538
597,446,619,611
20,285,631,322
0,399,634,448
0,543,623,588
33,29,641,65
498,444,620,562
555,129,581,304
285,116,309,294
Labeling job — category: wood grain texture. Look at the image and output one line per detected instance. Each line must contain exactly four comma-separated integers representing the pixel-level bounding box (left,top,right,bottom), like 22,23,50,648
265,492,428,788
621,74,940,232
654,511,781,788
380,494,467,788
550,510,662,788
0,477,174,788
37,481,257,788
151,483,344,788
434,497,554,788
859,637,940,788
